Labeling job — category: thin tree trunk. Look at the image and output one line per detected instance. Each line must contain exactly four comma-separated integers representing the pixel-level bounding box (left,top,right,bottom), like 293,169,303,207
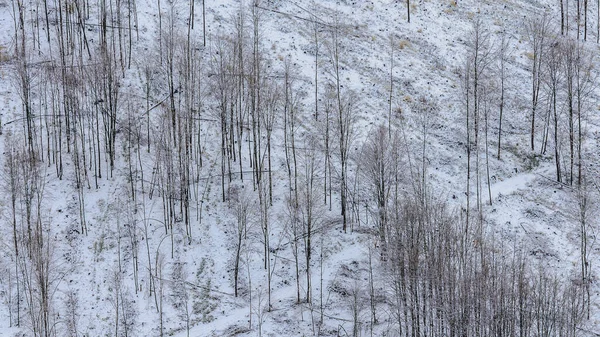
584,0,588,40
561,0,565,34
554,91,561,182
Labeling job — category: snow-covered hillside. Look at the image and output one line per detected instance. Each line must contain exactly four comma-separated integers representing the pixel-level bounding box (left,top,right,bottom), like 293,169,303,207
1,0,600,336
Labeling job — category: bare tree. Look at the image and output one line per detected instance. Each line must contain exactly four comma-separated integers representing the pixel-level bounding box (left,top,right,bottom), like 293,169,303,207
557,38,594,185
463,17,493,228
210,31,237,202
258,177,273,310
576,182,593,319
284,192,302,303
526,13,551,152
228,186,254,298
412,96,438,201
3,135,23,327
562,38,577,185
360,125,399,258
325,10,357,233
572,42,594,186
496,29,512,160
19,158,56,337
561,0,566,34
298,138,325,303
260,77,280,205
540,36,563,181
584,0,589,40
170,259,192,337
283,58,300,208
349,280,365,337
63,289,79,337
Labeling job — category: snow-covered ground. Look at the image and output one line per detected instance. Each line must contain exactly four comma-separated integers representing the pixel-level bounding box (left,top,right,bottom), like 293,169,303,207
1,0,600,336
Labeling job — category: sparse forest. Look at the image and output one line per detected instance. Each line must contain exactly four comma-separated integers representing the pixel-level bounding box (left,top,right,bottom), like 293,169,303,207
0,0,600,336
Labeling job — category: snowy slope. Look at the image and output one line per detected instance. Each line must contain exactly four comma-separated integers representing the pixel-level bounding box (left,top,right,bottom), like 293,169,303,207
1,0,600,336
